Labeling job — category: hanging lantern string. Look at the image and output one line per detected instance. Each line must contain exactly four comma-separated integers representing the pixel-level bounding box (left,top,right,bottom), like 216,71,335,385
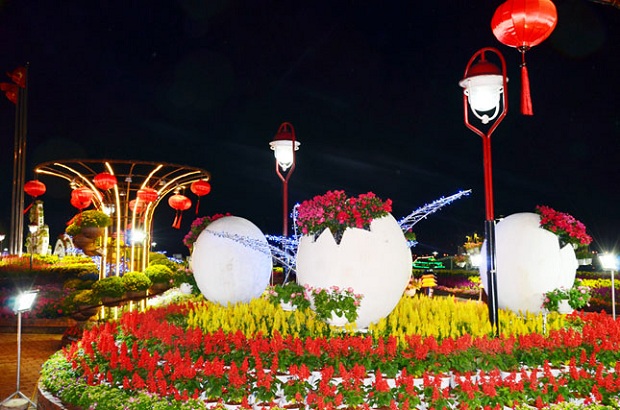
518,46,533,116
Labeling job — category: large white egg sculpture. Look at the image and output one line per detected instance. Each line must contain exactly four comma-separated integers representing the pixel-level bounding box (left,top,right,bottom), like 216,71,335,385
296,214,412,329
479,212,578,314
191,216,272,305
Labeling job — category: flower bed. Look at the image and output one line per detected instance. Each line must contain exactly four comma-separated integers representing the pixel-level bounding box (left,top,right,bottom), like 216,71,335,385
38,295,620,409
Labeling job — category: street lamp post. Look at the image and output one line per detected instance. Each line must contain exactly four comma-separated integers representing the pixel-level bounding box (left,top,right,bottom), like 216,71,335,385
28,224,37,271
460,47,508,335
600,252,618,320
269,122,300,238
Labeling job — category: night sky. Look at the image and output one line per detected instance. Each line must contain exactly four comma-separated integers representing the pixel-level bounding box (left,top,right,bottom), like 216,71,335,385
0,0,618,257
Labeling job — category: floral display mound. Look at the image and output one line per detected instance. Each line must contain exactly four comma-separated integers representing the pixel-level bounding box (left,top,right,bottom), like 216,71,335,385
40,295,620,409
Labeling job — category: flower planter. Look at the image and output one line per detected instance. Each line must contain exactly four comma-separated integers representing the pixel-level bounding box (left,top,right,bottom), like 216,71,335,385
479,213,578,314
125,290,147,300
296,214,411,329
80,226,104,240
101,296,124,306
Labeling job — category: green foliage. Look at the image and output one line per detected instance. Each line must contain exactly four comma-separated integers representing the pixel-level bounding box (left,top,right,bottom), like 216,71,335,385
73,210,112,228
170,267,199,294
63,278,94,291
121,271,151,292
35,254,60,264
144,264,173,284
71,289,100,306
149,252,180,270
65,223,81,236
543,279,592,312
266,282,311,310
91,276,125,298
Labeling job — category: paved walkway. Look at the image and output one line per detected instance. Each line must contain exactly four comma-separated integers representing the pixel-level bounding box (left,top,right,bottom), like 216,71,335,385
0,333,63,407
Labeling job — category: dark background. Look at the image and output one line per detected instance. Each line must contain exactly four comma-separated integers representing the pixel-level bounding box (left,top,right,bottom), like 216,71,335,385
0,0,618,257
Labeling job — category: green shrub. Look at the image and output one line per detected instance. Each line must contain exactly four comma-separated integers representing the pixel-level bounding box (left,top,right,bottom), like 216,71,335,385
91,276,125,298
121,271,151,292
144,265,173,284
149,252,180,270
71,289,100,306
63,278,93,291
65,223,81,236
73,210,112,228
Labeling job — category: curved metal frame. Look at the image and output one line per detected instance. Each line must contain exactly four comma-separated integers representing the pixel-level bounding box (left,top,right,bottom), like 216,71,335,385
34,159,211,276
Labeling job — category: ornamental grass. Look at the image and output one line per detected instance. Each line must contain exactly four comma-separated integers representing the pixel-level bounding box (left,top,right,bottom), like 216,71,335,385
40,295,620,409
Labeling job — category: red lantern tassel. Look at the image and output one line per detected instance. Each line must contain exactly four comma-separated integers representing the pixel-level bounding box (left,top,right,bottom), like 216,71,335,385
195,198,200,215
172,211,182,229
520,50,533,116
23,202,33,214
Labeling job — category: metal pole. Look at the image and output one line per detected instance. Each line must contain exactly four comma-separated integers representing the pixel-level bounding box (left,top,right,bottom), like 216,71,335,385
282,178,289,238
482,137,499,336
612,270,616,320
16,311,22,393
29,234,33,271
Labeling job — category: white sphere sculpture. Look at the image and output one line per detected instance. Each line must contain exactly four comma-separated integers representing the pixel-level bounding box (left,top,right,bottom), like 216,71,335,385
479,212,578,314
191,216,272,305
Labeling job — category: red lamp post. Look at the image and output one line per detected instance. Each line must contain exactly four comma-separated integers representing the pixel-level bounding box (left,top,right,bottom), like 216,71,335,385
269,122,300,238
459,47,508,335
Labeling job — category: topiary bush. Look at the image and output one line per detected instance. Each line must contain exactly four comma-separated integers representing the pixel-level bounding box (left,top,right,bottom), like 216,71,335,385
91,276,125,298
121,271,151,292
143,264,173,284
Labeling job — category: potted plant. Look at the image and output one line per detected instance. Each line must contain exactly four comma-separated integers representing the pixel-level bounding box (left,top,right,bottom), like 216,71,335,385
295,190,412,329
307,285,363,326
266,282,311,311
575,245,593,265
143,264,173,292
68,289,100,321
463,233,483,255
91,276,125,304
66,210,112,238
121,271,151,299
535,205,592,248
543,279,592,313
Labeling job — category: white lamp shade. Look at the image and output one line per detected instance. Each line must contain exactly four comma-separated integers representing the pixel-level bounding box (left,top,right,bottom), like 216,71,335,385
600,253,618,271
269,139,300,171
461,74,503,113
15,290,38,313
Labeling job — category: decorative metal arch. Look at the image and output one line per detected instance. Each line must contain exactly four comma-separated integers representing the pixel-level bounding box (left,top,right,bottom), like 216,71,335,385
34,159,211,276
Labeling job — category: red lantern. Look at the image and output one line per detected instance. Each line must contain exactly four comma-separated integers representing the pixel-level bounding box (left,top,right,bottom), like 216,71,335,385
129,199,146,214
93,172,117,190
23,180,46,214
70,195,92,211
24,180,46,197
137,187,158,203
168,194,192,229
492,0,558,115
72,187,94,203
190,180,211,215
